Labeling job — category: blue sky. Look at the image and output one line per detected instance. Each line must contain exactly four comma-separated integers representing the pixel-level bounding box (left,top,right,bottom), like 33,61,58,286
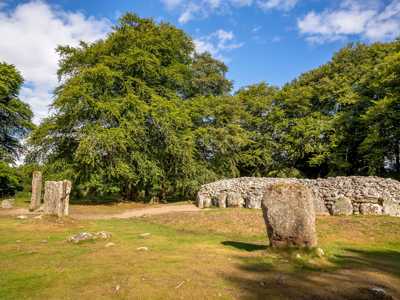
0,0,399,122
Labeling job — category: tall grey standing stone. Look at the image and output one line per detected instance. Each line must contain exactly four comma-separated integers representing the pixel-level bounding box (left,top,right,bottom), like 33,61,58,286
29,171,42,211
262,183,317,248
43,180,72,217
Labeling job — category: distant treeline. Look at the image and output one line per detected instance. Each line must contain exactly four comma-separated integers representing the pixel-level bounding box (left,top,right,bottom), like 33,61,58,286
1,13,399,200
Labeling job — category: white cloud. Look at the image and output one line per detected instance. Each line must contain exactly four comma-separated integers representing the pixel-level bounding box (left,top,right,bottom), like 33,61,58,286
194,29,243,60
257,0,298,11
161,0,184,10
162,0,298,23
298,0,400,43
0,1,110,123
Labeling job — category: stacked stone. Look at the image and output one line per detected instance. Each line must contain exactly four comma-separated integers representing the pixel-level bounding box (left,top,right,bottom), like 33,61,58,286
196,176,400,217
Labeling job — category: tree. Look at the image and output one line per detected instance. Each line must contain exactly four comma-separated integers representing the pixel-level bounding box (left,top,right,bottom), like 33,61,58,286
0,62,34,163
29,13,228,200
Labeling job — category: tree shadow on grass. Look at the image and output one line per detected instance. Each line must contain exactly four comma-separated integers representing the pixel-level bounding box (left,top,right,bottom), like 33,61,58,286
222,241,268,252
221,244,400,300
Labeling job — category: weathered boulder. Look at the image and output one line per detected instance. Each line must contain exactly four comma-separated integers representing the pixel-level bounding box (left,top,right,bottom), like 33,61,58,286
226,192,244,208
43,180,72,217
29,171,42,211
262,183,317,248
1,199,14,209
331,197,353,216
67,231,112,244
382,199,400,216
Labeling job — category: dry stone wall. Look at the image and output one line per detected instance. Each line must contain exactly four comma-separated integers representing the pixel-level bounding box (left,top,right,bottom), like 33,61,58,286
196,176,400,217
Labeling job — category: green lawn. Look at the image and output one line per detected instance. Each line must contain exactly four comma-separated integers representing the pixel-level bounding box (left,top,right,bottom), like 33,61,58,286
1,209,400,299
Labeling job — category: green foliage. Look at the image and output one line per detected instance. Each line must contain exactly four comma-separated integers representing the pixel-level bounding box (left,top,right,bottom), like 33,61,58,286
0,162,23,197
27,13,400,200
0,62,34,163
29,13,227,200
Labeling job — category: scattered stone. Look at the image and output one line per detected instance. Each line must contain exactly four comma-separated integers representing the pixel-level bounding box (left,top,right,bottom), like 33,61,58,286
115,285,120,293
275,275,286,286
331,197,354,216
137,246,149,251
96,231,112,239
262,182,318,248
364,287,393,300
29,171,43,211
139,233,151,237
67,231,112,244
105,242,115,248
295,253,302,260
44,180,72,217
315,247,325,257
259,281,266,287
34,215,43,219
1,199,14,209
16,215,27,220
35,205,44,213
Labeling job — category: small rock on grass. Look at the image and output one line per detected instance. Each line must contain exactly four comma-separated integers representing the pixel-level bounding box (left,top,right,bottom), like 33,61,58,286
16,215,28,219
1,199,14,209
365,287,393,300
105,242,115,248
315,247,325,257
139,233,151,237
67,231,112,244
137,246,149,251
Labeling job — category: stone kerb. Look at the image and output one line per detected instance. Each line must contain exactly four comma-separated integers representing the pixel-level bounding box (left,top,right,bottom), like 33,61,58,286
196,176,400,217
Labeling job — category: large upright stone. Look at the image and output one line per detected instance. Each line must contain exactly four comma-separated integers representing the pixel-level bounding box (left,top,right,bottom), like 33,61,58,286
43,180,72,217
262,183,317,248
331,197,353,216
226,192,244,208
29,171,43,211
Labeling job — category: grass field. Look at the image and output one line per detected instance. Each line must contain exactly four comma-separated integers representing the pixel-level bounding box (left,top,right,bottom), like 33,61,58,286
1,207,400,299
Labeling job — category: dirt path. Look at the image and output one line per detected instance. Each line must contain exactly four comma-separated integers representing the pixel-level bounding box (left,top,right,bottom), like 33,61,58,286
0,204,201,220
73,204,201,220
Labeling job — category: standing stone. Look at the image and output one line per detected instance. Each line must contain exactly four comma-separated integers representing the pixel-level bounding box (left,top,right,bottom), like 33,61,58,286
382,199,400,216
331,197,353,216
43,180,72,217
226,192,244,208
217,193,227,208
29,171,42,211
262,183,317,248
197,192,212,208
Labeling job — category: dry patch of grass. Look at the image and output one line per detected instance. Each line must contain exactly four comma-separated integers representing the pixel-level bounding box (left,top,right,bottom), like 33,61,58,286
1,209,400,299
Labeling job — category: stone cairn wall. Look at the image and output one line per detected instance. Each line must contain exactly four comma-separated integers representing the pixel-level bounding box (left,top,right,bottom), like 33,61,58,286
196,176,400,217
